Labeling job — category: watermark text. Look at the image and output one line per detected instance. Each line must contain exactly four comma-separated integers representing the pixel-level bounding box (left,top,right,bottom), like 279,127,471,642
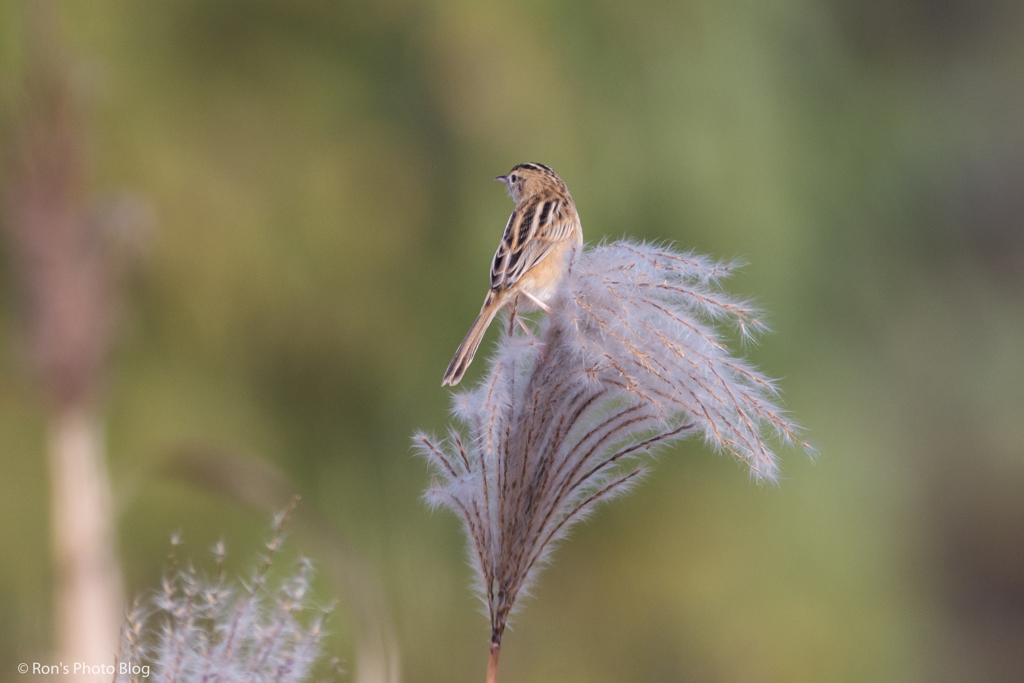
19,662,150,677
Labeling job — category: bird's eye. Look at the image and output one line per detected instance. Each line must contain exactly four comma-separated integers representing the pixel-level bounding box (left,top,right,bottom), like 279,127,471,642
509,174,517,182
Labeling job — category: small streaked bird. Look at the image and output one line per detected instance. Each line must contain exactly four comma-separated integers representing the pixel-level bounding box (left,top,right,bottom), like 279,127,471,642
442,163,583,387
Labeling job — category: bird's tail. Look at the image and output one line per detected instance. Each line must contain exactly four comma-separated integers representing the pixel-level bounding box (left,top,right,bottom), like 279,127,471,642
442,292,505,386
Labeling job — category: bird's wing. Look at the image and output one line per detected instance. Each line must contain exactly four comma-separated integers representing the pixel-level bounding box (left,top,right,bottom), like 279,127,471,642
490,197,576,291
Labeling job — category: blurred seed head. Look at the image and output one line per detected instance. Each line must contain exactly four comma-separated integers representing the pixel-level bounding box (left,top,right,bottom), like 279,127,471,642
116,518,335,683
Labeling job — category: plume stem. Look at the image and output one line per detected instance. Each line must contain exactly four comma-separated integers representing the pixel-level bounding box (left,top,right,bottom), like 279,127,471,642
486,637,501,683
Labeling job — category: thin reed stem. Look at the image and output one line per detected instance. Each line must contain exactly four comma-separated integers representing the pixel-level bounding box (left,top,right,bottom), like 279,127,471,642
486,639,501,683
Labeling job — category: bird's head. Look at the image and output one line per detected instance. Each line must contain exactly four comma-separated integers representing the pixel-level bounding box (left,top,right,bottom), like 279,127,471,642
495,163,565,202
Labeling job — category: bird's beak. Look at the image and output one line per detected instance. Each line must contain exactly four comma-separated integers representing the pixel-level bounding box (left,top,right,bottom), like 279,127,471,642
494,175,508,184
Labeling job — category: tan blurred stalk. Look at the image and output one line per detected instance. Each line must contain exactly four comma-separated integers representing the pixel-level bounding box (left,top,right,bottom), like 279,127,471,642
48,406,122,674
2,1,132,675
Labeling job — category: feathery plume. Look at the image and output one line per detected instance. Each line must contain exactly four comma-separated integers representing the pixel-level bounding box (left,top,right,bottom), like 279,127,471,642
416,241,809,681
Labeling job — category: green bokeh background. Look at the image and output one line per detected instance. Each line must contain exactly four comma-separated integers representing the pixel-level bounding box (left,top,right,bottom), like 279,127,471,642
2,1,1024,681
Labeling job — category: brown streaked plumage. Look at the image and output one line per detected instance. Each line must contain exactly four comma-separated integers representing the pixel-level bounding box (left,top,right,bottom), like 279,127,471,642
442,163,583,386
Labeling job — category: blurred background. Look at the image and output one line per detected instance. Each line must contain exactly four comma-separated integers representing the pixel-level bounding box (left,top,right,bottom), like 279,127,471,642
1,0,1023,681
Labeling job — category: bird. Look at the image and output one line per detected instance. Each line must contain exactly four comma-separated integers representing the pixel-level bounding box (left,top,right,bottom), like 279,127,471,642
442,163,583,387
